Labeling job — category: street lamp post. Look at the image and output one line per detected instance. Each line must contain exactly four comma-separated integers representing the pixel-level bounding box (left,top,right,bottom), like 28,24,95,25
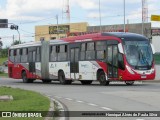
99,0,102,32
17,29,20,43
56,15,59,39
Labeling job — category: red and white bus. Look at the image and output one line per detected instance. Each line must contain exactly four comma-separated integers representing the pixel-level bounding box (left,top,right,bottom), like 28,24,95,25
8,32,156,85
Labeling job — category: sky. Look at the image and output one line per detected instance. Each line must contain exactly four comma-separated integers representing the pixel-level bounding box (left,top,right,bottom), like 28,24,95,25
0,0,160,48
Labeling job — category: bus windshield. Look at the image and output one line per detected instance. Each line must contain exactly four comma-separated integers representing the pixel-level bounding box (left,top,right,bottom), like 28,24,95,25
124,40,153,70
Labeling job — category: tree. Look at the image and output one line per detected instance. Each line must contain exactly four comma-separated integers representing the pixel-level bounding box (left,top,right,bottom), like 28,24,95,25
0,48,8,58
12,40,21,45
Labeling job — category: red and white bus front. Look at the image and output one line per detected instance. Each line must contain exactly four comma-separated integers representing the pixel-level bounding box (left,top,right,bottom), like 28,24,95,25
118,36,155,84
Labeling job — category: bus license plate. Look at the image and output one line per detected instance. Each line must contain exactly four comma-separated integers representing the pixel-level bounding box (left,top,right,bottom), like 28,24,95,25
141,76,146,79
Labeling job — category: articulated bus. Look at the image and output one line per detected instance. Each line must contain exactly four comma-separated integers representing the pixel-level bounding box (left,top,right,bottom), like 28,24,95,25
8,32,155,85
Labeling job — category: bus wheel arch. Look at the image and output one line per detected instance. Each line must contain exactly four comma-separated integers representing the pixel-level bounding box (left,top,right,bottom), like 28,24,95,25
97,69,109,86
125,81,134,85
21,70,33,83
21,70,28,83
58,70,66,85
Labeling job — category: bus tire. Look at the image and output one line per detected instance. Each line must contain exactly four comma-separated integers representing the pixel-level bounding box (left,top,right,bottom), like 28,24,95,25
58,71,66,85
99,71,109,86
125,81,134,85
80,80,92,85
22,71,33,83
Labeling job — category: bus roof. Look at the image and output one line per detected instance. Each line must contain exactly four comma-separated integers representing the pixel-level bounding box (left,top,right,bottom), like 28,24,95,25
9,41,42,49
102,32,148,40
9,32,148,49
9,39,69,49
61,32,148,42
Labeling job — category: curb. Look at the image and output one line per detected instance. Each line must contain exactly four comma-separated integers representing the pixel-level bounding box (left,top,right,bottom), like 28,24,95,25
45,96,68,120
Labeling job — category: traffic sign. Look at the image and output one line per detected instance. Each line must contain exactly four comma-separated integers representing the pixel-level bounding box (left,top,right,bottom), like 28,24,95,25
0,19,8,28
151,15,160,21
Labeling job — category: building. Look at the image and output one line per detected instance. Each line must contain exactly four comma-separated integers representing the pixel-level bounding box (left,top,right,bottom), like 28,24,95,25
88,23,151,39
35,22,88,41
35,22,160,53
151,28,160,53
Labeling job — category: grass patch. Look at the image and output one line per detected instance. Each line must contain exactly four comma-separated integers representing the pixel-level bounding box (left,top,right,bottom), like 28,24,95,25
0,57,7,66
154,54,160,65
0,73,8,77
0,86,50,120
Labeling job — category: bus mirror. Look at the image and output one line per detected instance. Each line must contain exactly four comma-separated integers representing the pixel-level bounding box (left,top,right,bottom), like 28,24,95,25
150,43,155,54
118,43,124,54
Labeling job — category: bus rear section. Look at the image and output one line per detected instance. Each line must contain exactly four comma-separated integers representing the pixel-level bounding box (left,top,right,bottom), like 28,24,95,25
8,42,42,82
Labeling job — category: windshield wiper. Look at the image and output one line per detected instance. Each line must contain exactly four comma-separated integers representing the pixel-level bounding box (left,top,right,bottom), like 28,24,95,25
139,50,150,68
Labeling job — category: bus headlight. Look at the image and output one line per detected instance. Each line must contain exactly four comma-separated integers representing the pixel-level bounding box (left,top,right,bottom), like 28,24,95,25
126,65,135,74
151,68,155,74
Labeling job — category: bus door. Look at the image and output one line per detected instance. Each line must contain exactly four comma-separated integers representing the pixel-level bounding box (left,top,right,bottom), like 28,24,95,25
70,48,79,80
28,48,36,77
107,45,118,78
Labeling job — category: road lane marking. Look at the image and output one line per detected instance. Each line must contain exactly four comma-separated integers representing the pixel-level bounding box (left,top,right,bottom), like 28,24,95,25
88,103,98,106
101,107,112,111
76,100,84,103
65,98,73,101
136,119,144,120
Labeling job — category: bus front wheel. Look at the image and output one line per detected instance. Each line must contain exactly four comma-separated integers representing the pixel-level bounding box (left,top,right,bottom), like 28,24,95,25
125,81,134,85
98,71,109,86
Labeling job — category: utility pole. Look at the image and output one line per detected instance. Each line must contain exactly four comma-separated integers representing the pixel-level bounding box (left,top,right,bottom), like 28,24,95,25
124,0,126,33
142,0,148,36
13,35,14,45
56,15,59,39
99,0,102,32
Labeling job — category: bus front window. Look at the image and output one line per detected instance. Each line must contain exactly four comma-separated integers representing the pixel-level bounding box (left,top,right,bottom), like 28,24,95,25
124,41,153,70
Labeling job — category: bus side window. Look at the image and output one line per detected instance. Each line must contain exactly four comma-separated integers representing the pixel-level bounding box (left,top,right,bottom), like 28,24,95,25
65,45,67,52
10,50,13,56
14,49,21,63
20,49,22,55
26,48,28,55
56,46,60,53
36,47,41,62
86,42,95,60
58,45,67,61
9,50,15,62
50,46,57,61
21,48,28,63
14,49,17,56
96,41,106,60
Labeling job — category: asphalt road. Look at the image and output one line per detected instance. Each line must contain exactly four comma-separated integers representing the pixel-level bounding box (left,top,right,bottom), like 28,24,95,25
0,78,160,120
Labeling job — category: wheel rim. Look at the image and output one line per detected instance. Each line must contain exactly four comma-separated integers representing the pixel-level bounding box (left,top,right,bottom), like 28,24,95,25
100,74,105,84
125,81,134,85
59,72,65,84
22,73,27,82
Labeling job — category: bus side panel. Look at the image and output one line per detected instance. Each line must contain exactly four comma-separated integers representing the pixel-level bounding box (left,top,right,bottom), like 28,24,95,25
79,61,100,80
49,62,70,80
35,62,41,78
